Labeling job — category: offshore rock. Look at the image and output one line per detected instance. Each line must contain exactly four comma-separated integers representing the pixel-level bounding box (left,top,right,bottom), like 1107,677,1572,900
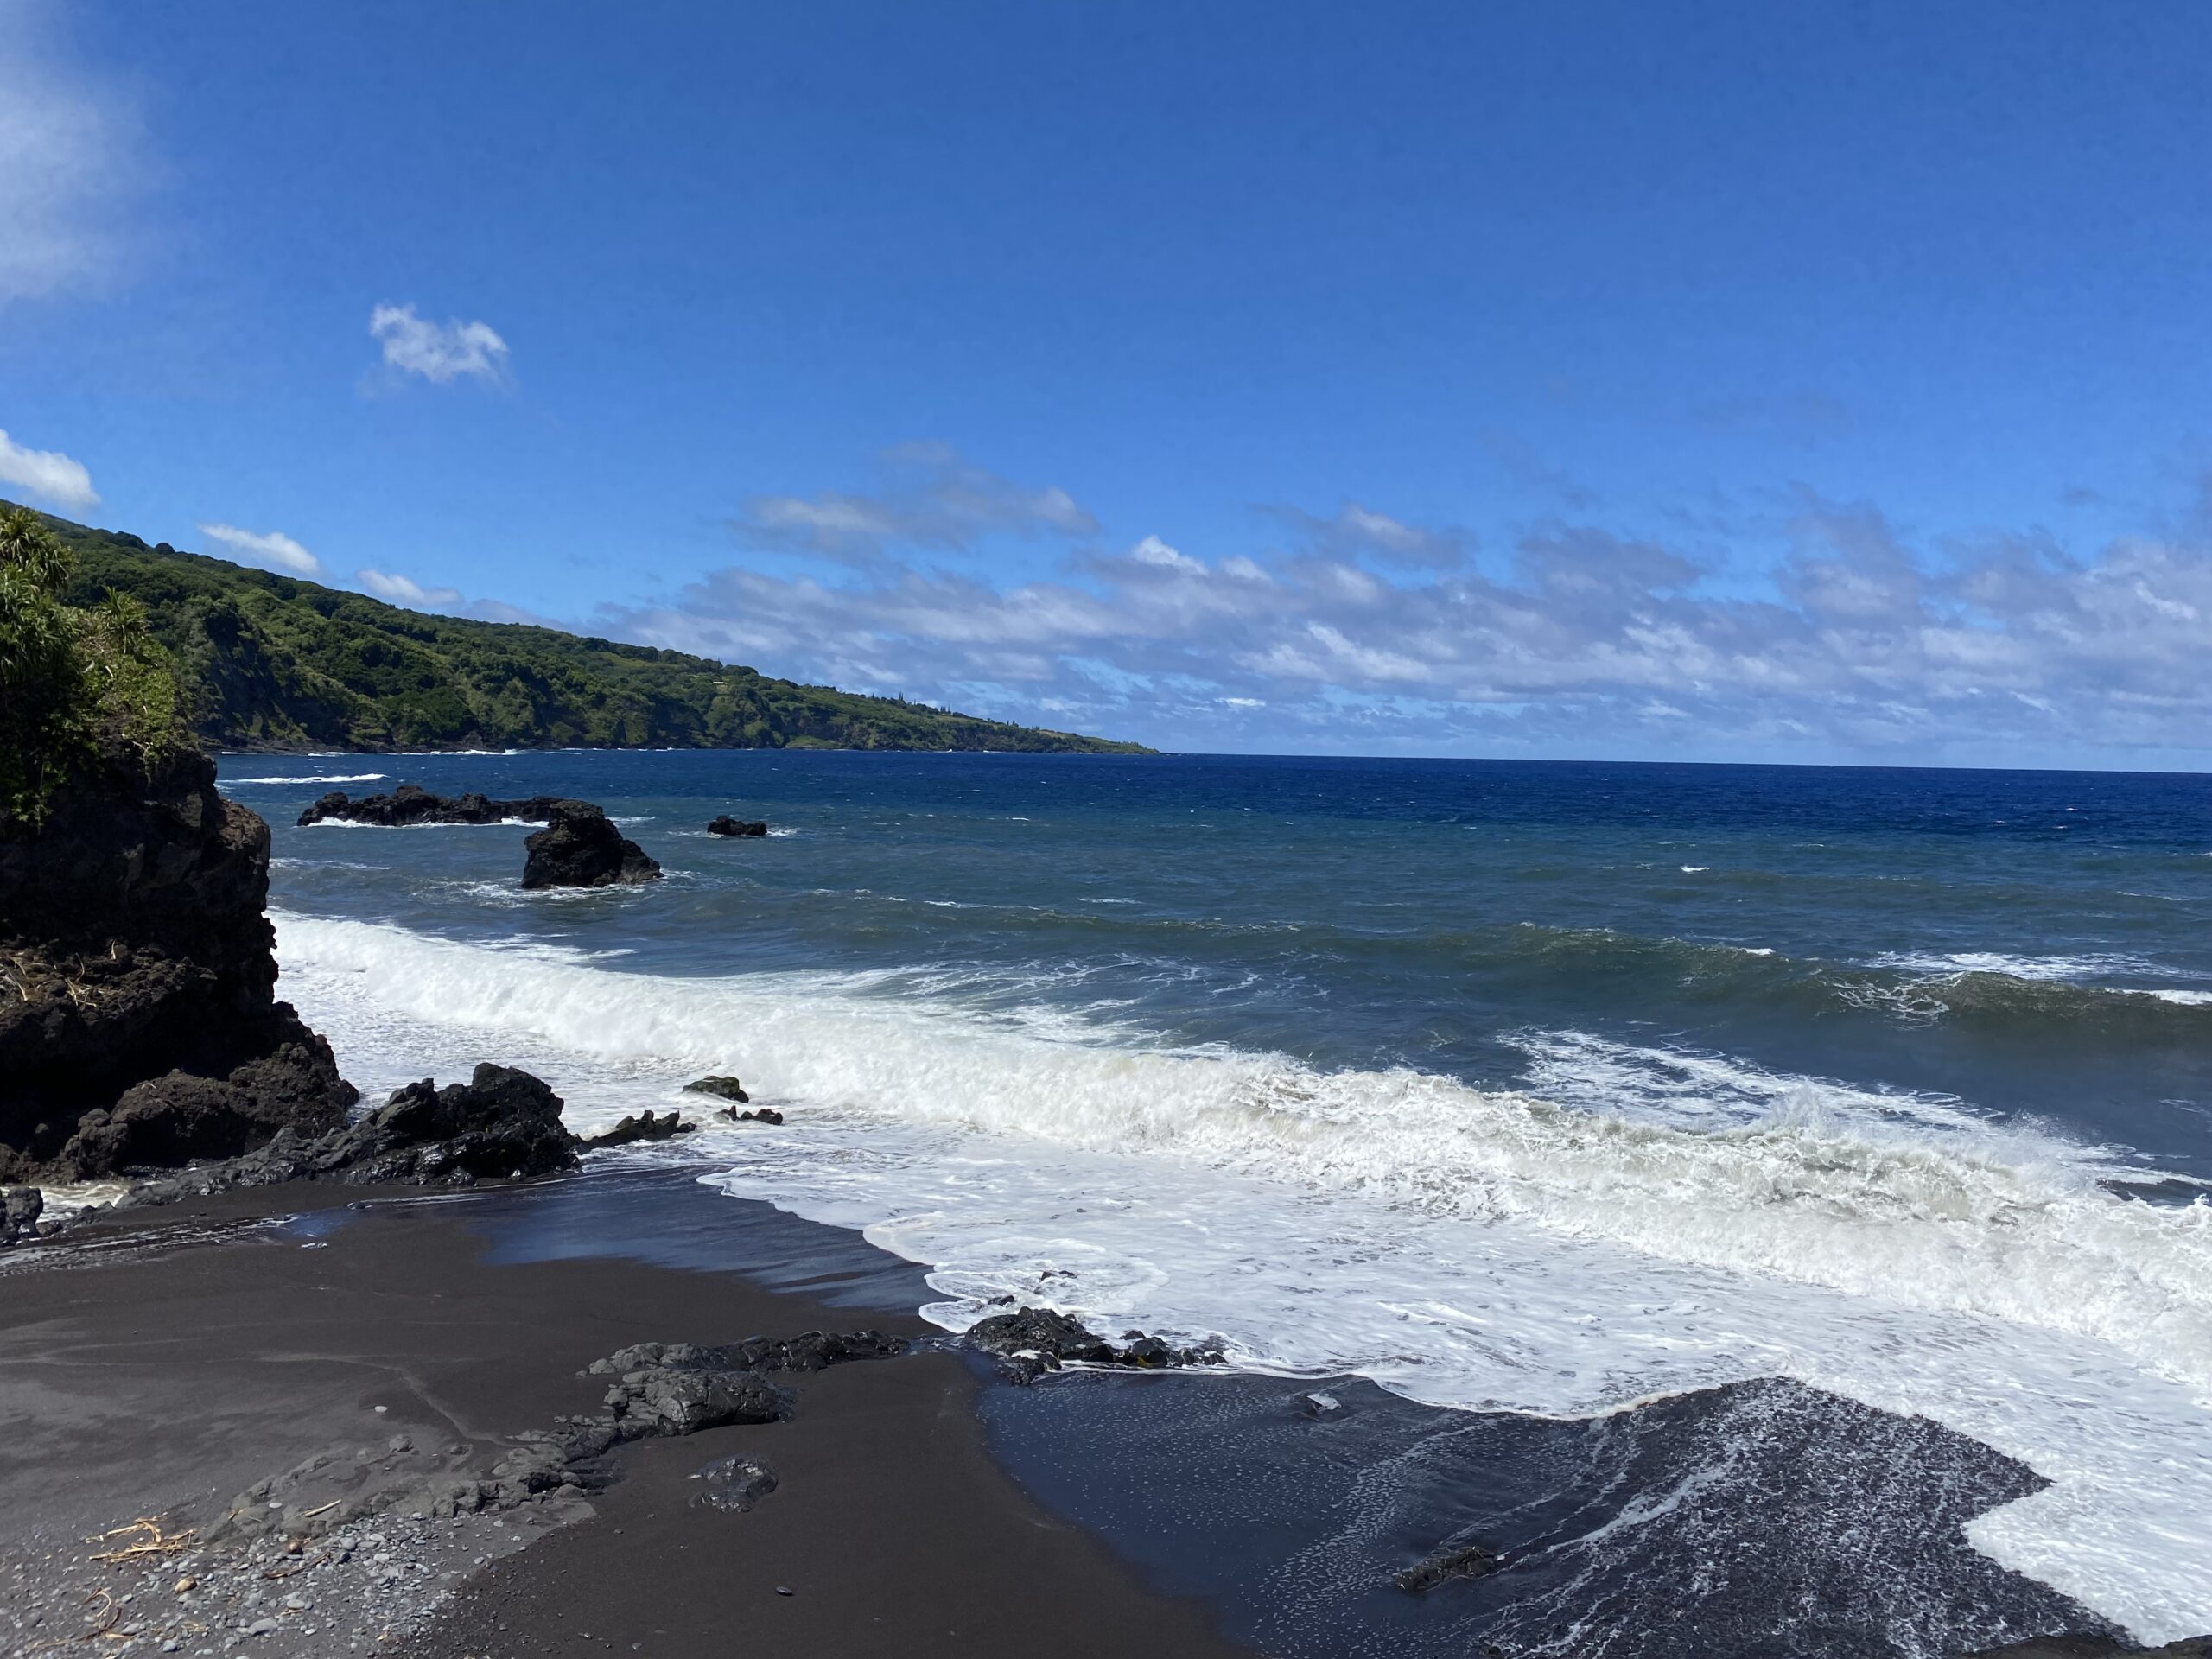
125,1063,581,1201
706,816,768,837
520,803,662,889
0,746,356,1183
963,1306,1224,1383
580,1109,696,1148
297,784,592,827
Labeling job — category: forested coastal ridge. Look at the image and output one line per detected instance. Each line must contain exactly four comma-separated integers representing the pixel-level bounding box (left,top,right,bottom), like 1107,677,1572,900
13,504,1149,755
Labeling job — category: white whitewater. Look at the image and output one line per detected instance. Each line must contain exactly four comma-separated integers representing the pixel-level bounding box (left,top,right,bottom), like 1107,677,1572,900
276,912,2212,1643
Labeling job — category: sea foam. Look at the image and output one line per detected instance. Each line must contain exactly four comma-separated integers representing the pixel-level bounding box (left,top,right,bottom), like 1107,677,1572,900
274,912,2212,1642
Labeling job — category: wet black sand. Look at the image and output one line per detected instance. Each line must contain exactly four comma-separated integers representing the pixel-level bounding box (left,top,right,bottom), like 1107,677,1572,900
0,1169,1244,1658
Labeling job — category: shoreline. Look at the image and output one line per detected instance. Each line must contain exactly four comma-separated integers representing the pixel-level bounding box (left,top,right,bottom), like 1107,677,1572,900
0,1168,1245,1658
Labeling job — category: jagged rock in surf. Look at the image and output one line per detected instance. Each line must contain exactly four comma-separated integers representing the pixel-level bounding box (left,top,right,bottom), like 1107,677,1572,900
296,784,593,827
2,746,357,1184
683,1075,750,1103
520,803,662,889
1,1185,44,1245
963,1306,1224,1383
729,1107,784,1125
706,815,768,837
580,1109,696,1148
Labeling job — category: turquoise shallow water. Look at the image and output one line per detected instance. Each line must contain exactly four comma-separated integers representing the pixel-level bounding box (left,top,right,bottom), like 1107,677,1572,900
231,750,2212,1648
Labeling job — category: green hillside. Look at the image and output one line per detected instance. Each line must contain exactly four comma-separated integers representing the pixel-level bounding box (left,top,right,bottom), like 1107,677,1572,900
18,507,1148,755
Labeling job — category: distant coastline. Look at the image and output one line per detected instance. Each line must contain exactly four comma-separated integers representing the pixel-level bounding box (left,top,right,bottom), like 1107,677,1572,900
14,502,1152,759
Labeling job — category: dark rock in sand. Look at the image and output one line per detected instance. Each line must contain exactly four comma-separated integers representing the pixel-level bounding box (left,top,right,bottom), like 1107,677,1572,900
963,1306,1224,1383
126,1062,582,1201
706,815,768,837
683,1075,750,1103
1392,1541,1499,1593
1,746,357,1184
297,783,592,828
588,1330,906,1378
696,1455,778,1513
581,1109,697,1148
603,1364,789,1437
520,803,663,889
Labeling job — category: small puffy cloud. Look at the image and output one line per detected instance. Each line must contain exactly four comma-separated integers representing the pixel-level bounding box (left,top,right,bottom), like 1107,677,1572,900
198,522,318,575
0,428,98,509
357,569,462,607
1129,534,1205,573
734,442,1097,560
368,303,510,385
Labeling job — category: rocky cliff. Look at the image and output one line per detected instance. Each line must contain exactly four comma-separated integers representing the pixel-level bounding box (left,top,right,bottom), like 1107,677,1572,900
0,745,356,1182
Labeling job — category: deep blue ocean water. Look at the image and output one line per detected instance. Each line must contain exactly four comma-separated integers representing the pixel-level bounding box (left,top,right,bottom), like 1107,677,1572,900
226,750,2212,1652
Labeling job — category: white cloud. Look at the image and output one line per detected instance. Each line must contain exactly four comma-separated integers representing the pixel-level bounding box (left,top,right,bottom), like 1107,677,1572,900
0,5,136,305
356,569,462,608
368,303,510,385
1130,534,1205,573
0,428,97,509
734,443,1097,560
198,522,319,575
599,480,2212,763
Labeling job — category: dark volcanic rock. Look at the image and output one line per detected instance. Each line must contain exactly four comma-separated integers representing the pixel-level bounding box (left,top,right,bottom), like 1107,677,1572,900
0,747,357,1183
520,803,662,889
587,1331,906,1378
126,1063,582,1201
586,1330,905,1440
695,1455,778,1513
963,1306,1223,1383
1,1185,41,1245
682,1075,750,1103
706,816,768,837
602,1365,789,1438
732,1106,784,1125
1393,1541,1499,1593
580,1109,696,1148
297,784,592,827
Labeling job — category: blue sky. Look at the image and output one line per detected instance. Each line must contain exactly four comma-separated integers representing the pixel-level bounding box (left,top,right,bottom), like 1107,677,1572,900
5,0,2212,764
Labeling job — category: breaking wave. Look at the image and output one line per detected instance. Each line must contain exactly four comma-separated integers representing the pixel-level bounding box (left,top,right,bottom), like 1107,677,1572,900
273,912,2212,1642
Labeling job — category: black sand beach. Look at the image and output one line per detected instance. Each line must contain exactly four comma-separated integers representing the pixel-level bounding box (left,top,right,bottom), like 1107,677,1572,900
0,1170,1245,1658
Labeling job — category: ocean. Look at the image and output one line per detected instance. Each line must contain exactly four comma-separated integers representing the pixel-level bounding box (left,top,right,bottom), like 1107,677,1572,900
230,750,2212,1653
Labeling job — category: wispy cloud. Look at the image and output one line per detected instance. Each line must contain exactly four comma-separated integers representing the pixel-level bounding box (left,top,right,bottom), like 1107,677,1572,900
599,472,2212,763
198,522,318,576
0,428,98,510
356,568,462,607
0,3,137,306
368,303,510,385
734,442,1096,561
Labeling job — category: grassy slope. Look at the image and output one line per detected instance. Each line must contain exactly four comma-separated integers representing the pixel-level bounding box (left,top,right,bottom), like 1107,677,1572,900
26,509,1148,755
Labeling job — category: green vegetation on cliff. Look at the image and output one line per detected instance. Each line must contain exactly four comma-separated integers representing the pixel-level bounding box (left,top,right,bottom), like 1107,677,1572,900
0,509,186,823
15,507,1148,756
